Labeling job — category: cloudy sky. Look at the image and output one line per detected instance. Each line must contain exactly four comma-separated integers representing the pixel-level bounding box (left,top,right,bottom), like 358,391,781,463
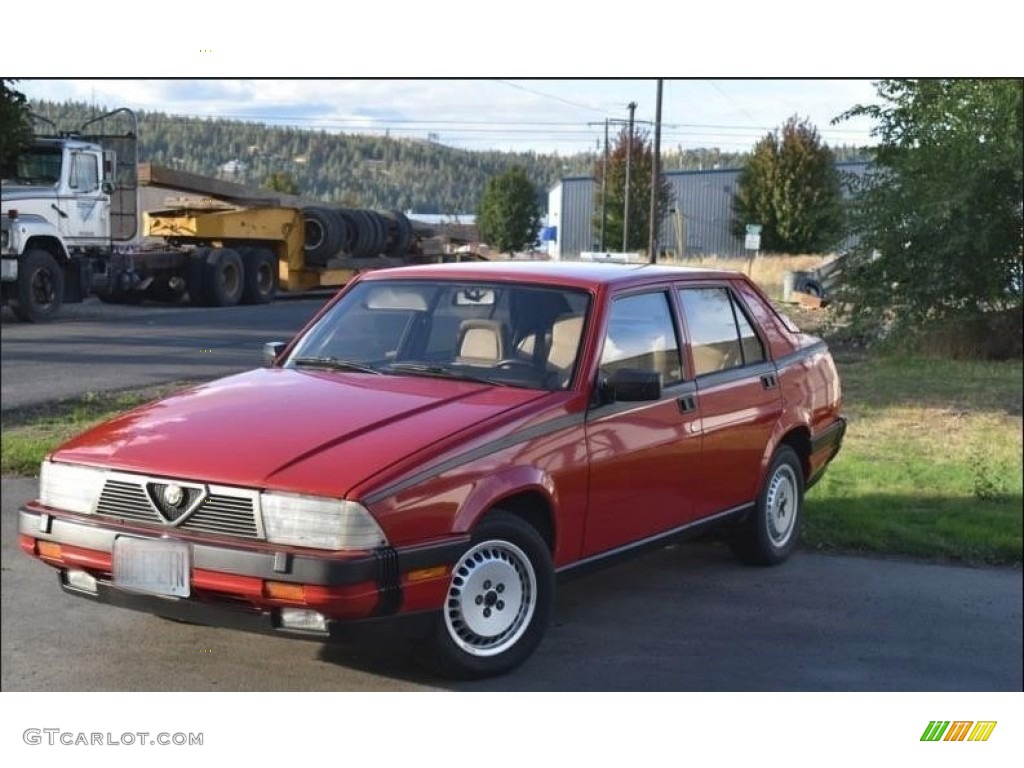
19,79,881,155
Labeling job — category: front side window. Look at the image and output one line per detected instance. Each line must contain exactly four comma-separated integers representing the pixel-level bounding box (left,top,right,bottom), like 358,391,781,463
70,153,99,192
286,280,591,391
600,291,683,386
679,287,766,375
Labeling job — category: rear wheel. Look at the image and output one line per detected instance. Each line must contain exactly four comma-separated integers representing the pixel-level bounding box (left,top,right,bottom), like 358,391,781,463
729,445,804,566
239,246,278,304
202,248,244,307
419,511,554,679
12,249,64,322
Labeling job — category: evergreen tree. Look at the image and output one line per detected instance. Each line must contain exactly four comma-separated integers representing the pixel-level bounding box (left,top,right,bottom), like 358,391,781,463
0,80,33,172
263,171,300,195
476,166,541,255
592,127,673,253
731,116,843,253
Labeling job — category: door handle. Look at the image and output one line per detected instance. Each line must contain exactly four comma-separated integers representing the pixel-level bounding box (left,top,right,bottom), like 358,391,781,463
677,394,697,413
761,373,778,390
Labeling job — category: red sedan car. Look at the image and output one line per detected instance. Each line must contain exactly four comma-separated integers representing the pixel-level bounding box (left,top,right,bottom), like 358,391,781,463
19,262,845,678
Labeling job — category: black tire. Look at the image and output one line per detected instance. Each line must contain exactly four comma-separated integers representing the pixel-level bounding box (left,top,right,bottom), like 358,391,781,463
418,511,554,679
11,249,64,322
391,210,413,256
728,445,805,566
203,248,244,307
347,210,371,258
336,208,359,255
368,211,388,256
185,247,211,306
801,279,823,298
238,246,278,305
302,207,344,266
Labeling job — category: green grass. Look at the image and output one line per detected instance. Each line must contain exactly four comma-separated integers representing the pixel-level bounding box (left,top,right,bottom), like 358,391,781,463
1,382,198,476
803,354,1023,565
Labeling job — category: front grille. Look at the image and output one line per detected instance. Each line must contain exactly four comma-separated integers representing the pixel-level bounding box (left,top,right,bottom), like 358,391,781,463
185,495,260,538
94,476,262,540
97,479,161,524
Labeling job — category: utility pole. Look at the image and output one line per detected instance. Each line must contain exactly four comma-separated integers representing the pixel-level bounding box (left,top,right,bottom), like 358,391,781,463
623,101,637,252
600,118,608,251
648,80,663,264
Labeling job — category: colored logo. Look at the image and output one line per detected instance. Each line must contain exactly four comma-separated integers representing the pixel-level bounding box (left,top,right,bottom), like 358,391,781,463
921,721,997,742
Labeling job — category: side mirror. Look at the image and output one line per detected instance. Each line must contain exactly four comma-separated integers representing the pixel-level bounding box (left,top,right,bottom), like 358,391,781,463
606,368,662,402
101,180,115,195
263,341,286,367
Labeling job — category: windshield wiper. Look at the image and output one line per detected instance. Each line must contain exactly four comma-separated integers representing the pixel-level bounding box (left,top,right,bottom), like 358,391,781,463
387,362,510,387
292,356,382,375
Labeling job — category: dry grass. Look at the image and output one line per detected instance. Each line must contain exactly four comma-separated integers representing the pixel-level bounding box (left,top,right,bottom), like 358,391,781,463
666,254,833,298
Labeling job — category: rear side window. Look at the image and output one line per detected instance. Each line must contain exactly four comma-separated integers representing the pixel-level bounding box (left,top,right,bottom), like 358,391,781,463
679,287,766,375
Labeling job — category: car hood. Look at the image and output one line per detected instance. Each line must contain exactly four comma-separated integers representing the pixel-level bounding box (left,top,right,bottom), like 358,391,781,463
51,368,545,498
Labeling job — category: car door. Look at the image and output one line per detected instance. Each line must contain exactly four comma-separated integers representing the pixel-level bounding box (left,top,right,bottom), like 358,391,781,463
677,283,783,518
582,289,702,556
59,150,107,244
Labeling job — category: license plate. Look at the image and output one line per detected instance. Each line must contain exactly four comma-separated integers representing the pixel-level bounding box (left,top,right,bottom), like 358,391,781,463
112,538,191,597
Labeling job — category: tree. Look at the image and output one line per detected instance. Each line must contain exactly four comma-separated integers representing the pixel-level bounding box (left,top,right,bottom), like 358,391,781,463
593,127,673,253
837,79,1023,336
0,80,33,172
476,165,541,255
731,116,843,253
263,171,300,195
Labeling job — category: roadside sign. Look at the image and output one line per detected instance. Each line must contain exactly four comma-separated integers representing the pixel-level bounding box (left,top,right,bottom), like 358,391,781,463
745,233,761,251
746,224,763,235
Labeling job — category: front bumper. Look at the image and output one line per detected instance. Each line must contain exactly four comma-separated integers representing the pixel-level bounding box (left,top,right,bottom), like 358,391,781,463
19,506,466,639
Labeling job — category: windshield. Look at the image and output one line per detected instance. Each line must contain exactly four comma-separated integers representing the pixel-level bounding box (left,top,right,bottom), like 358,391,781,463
1,145,63,186
286,279,592,390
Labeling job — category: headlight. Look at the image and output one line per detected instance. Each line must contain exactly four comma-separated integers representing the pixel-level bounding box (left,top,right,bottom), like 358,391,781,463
261,492,387,550
39,460,106,514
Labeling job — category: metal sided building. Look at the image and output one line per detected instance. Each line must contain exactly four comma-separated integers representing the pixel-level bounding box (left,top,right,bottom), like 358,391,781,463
547,161,869,259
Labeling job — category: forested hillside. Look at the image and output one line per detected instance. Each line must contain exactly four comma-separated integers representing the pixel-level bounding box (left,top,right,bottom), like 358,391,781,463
29,100,866,214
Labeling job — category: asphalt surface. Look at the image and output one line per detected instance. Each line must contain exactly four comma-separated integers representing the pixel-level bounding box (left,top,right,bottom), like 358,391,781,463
1,295,328,411
1,297,1022,691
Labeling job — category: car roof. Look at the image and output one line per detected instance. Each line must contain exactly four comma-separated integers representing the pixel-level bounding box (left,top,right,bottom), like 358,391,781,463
358,260,742,290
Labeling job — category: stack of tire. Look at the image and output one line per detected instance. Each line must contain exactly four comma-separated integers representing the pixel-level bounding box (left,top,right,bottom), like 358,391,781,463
302,207,414,267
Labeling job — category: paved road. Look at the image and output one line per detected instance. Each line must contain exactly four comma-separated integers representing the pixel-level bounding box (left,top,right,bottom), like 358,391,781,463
3,477,1021,692
1,296,328,411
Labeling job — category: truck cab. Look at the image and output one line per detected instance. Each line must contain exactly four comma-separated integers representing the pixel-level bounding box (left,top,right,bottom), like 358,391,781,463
1,109,138,321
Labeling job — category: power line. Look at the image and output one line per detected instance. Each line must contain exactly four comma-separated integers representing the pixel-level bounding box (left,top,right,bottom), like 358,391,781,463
492,80,612,115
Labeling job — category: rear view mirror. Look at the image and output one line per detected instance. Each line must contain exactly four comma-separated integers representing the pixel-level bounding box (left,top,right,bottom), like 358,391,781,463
263,341,286,367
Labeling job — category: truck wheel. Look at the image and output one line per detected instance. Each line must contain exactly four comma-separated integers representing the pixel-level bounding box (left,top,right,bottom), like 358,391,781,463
12,250,64,322
418,511,554,679
302,207,345,266
239,246,278,305
203,248,244,307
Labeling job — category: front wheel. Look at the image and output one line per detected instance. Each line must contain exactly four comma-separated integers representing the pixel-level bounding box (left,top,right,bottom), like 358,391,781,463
12,249,64,322
728,445,805,566
419,511,554,679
